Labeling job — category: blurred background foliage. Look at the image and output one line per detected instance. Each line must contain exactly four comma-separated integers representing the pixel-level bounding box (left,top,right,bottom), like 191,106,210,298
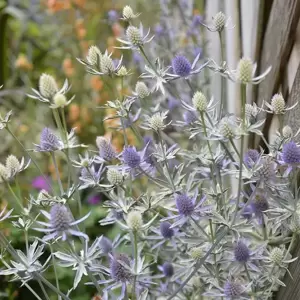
0,0,204,298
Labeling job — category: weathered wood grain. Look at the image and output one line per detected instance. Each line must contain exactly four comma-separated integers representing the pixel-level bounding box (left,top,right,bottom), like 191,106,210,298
254,0,300,148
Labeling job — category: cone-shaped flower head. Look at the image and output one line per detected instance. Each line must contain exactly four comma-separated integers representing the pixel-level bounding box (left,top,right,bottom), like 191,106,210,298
162,262,174,277
172,55,191,77
282,141,300,164
234,241,250,263
39,128,61,151
122,146,141,168
96,137,116,161
160,221,174,239
243,149,259,168
110,254,131,282
224,281,244,298
175,193,194,216
39,74,58,98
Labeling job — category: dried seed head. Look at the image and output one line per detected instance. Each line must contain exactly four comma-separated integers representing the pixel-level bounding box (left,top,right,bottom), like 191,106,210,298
190,247,203,260
172,55,191,77
96,137,116,161
122,5,135,20
237,58,253,84
6,155,20,177
162,262,174,277
149,113,165,131
271,94,285,114
86,46,101,65
282,125,293,139
126,211,143,231
110,254,131,282
160,221,174,239
126,26,143,47
100,54,114,74
175,193,194,216
135,81,149,98
39,74,58,98
192,91,208,112
107,168,123,186
50,204,72,232
53,93,67,108
213,11,226,32
234,241,250,263
269,247,284,264
0,163,9,182
223,281,244,298
122,146,141,168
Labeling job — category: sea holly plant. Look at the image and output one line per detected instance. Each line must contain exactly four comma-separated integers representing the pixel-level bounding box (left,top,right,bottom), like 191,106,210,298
0,3,299,300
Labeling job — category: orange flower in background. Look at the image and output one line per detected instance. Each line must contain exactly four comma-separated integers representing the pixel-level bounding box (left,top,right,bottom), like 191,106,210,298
90,76,103,91
112,23,122,37
46,0,71,13
63,58,75,77
15,54,33,71
81,107,92,124
68,104,81,122
76,19,87,39
73,0,86,8
73,122,82,134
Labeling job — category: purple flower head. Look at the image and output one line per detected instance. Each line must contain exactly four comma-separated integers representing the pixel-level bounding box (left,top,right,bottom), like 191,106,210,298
234,241,250,263
244,149,260,168
108,10,119,22
122,146,141,168
175,193,194,216
241,205,252,220
110,254,131,282
154,24,164,36
162,262,174,277
96,137,116,161
99,236,113,254
38,128,61,152
32,176,50,192
160,221,174,239
172,55,191,77
251,193,269,217
192,14,203,27
50,204,73,232
183,111,198,124
87,194,101,205
282,141,300,164
224,281,244,298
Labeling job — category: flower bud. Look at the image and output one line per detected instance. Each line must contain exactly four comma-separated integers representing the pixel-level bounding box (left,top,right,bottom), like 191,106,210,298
269,247,284,264
117,66,128,77
135,81,149,98
224,281,243,298
271,94,285,114
107,168,123,186
237,58,253,84
190,247,203,260
213,12,226,32
86,46,101,65
149,113,165,131
122,5,135,20
6,155,20,177
100,54,114,74
126,26,143,47
126,211,143,231
282,125,293,138
219,120,235,139
192,91,208,112
290,214,300,233
0,163,9,182
53,93,67,108
39,74,58,98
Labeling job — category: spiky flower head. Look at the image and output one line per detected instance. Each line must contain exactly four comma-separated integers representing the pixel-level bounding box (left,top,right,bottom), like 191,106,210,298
39,128,61,152
190,246,203,260
117,66,128,77
50,204,72,232
107,168,123,186
192,91,208,112
237,58,253,84
282,141,300,164
162,262,174,277
126,211,143,231
172,55,191,77
53,93,67,108
0,163,9,182
271,94,285,114
39,74,58,98
175,193,194,216
96,137,116,161
86,46,101,65
223,281,244,298
160,221,174,239
110,254,131,282
122,5,135,20
282,125,293,139
234,241,250,263
100,54,114,74
6,155,20,177
135,81,149,98
126,26,143,47
213,12,226,32
183,111,198,124
99,236,112,254
243,149,259,168
245,104,256,119
122,146,141,168
219,120,235,139
269,247,284,264
149,113,165,131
